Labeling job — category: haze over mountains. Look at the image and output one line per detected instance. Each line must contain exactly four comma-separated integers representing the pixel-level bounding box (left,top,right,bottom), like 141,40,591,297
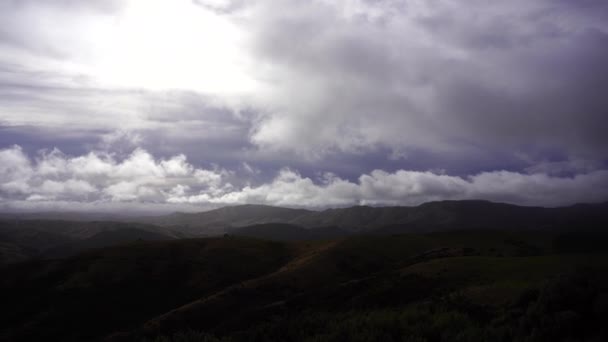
1,200,607,265
139,200,608,236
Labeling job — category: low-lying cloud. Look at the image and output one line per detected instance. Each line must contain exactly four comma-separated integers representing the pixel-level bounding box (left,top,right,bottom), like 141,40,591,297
1,145,606,212
0,145,229,208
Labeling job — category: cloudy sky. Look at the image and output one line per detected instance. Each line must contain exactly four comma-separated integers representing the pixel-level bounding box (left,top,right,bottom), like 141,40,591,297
1,0,607,212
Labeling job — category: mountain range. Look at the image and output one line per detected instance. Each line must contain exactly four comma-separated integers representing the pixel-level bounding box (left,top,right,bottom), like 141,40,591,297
136,200,608,236
1,200,606,264
1,200,607,341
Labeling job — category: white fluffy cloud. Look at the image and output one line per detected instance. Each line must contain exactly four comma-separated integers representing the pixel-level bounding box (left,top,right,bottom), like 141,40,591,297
1,145,606,211
0,145,230,209
201,169,608,208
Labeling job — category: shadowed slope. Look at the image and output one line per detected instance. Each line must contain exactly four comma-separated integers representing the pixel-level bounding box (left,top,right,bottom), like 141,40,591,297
229,223,349,241
140,205,313,236
0,237,295,342
1,208,607,341
0,220,181,263
136,201,608,237
134,231,604,339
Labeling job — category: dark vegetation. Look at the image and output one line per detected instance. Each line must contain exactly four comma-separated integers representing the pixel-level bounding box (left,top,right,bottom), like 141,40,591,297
1,200,607,341
0,220,178,263
228,223,349,241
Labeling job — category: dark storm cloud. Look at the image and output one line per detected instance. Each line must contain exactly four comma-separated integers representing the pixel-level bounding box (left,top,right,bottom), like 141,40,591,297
239,0,608,168
433,24,608,158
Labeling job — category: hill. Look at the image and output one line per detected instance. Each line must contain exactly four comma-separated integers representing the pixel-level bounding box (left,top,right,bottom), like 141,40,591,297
229,223,349,241
42,227,173,258
0,220,178,263
294,200,608,232
1,230,607,341
135,200,608,236
0,237,293,342
138,204,313,236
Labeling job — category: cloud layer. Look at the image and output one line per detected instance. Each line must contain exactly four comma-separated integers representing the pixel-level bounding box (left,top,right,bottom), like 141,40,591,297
1,0,607,210
241,0,608,160
1,146,606,211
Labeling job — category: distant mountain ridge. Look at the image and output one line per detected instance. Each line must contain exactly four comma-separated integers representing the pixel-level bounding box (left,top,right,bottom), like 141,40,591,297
2,200,606,263
138,200,608,236
138,204,313,236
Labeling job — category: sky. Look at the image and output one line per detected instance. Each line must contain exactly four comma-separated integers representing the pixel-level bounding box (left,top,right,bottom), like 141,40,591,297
1,0,607,212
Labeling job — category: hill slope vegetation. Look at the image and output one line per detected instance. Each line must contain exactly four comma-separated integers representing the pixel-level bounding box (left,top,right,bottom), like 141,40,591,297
1,229,607,342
